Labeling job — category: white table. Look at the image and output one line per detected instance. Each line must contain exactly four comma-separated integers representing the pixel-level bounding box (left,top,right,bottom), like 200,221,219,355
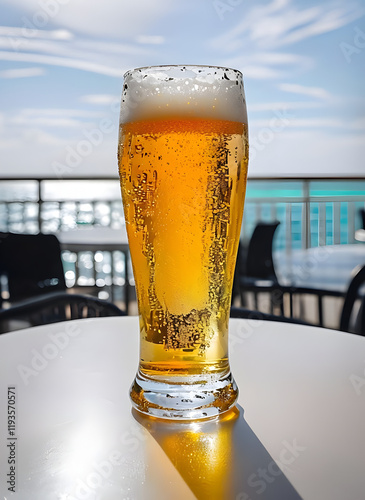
58,227,133,312
274,244,365,291
57,227,129,251
1,317,364,500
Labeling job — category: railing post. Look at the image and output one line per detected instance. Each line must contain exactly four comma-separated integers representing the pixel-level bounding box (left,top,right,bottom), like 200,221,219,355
37,179,42,233
333,201,341,245
303,180,311,249
348,201,356,244
286,203,292,250
255,203,262,224
319,202,326,246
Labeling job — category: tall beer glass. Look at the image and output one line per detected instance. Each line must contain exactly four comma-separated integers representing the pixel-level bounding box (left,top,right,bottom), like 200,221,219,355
118,65,248,419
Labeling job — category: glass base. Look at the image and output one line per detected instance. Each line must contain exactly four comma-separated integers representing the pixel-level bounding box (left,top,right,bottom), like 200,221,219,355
129,370,238,420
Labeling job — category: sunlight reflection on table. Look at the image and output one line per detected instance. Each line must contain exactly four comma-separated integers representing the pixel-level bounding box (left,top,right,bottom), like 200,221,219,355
133,405,302,500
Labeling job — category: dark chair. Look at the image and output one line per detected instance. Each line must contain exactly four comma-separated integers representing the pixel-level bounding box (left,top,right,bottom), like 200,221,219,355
0,232,66,304
245,221,280,280
0,292,126,333
236,221,282,313
339,265,365,335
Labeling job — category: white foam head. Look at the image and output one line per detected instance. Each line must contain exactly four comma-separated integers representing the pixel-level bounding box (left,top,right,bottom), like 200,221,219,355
120,65,247,124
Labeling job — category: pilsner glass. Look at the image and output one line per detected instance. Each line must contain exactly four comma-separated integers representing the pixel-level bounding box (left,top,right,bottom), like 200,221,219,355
118,65,248,419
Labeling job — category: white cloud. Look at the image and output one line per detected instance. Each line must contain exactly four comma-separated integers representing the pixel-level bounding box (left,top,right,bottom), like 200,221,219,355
0,67,45,78
225,51,313,79
214,0,364,50
20,108,101,117
250,6,322,46
250,117,343,129
0,36,148,65
3,108,104,131
0,36,74,55
249,101,324,112
210,0,364,79
9,0,175,39
275,5,365,47
0,26,73,40
76,39,151,56
253,52,311,65
0,50,124,77
0,26,158,79
0,127,65,150
226,51,311,67
250,116,365,132
0,131,117,177
12,116,90,128
279,83,331,100
80,94,119,105
213,0,293,51
249,129,365,177
0,29,154,59
241,65,283,80
135,35,165,45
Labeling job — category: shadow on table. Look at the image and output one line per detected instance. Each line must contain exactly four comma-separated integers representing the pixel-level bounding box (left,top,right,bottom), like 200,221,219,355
133,405,302,500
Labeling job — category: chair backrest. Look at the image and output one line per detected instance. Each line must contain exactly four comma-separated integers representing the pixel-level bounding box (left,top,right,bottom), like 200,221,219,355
245,221,280,280
0,232,66,303
340,265,365,335
0,292,125,332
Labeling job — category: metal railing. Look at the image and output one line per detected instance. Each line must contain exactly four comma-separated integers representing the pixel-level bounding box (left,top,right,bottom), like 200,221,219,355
241,178,365,249
1,177,364,247
0,177,364,303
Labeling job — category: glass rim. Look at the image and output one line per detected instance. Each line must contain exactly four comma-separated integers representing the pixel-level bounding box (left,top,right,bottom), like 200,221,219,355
123,64,243,80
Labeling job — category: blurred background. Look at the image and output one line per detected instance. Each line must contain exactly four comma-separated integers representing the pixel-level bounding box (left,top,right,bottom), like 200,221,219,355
0,0,364,329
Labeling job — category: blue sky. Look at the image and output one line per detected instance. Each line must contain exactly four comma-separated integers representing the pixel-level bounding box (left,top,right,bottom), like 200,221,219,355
0,0,364,178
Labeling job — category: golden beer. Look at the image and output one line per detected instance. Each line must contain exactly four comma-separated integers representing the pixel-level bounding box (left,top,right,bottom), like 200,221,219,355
118,66,248,419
